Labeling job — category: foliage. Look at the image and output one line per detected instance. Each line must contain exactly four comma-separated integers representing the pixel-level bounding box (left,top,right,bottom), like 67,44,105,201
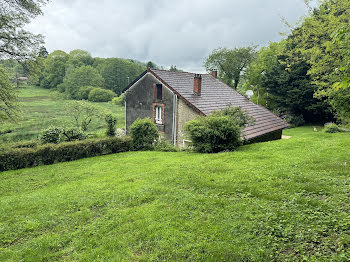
40,50,69,89
154,137,178,152
76,86,95,100
95,58,146,95
184,115,242,153
284,113,305,127
112,93,125,106
0,65,18,122
129,118,159,150
0,136,133,171
211,105,255,127
58,65,104,99
61,127,87,142
105,114,117,137
40,127,62,144
0,0,47,62
65,100,100,132
204,46,256,89
323,123,344,133
88,88,116,102
66,49,93,68
0,128,349,260
282,0,350,123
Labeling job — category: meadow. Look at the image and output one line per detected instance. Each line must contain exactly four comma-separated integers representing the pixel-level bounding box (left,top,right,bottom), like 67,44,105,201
0,127,349,261
0,86,125,143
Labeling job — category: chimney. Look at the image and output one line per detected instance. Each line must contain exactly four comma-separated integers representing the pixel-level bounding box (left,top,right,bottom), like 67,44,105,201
193,74,202,95
211,69,217,78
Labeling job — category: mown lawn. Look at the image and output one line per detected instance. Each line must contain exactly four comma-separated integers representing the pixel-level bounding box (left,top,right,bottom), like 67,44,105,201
0,127,349,261
0,86,124,143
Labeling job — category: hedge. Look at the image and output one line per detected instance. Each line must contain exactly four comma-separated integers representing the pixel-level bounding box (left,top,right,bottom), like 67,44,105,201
0,136,133,171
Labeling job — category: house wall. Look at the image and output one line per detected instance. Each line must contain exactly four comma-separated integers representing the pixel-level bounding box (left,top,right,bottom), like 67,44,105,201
175,98,200,147
125,73,174,141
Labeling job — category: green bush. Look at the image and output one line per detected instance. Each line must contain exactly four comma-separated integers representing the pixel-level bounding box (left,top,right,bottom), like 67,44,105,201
76,86,95,100
324,123,344,133
129,118,159,150
285,114,305,127
105,114,117,137
0,136,133,171
184,106,253,153
40,127,62,144
61,128,87,141
184,115,242,153
154,137,178,152
88,88,116,102
112,93,125,106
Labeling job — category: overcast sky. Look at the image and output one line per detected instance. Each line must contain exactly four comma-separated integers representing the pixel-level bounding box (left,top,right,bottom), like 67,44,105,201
27,0,316,72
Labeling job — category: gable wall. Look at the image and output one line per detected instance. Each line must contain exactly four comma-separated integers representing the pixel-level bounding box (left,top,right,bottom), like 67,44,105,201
125,73,175,141
175,98,200,147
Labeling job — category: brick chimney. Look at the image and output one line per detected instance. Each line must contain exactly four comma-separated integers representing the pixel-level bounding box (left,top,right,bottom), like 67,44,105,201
211,69,217,78
193,74,202,95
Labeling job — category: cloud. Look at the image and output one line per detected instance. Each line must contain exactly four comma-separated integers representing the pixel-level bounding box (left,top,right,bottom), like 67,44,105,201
27,0,313,72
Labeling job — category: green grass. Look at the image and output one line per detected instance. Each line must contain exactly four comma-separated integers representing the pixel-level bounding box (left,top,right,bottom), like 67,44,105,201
0,127,350,261
0,86,124,143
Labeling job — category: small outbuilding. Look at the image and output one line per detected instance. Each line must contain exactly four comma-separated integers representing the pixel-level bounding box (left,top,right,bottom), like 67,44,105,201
124,68,289,147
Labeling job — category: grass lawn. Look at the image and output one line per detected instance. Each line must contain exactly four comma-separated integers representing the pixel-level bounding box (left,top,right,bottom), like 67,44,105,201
0,127,349,261
0,86,124,143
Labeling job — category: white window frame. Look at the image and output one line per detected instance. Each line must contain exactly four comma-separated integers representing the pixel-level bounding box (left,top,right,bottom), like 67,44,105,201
155,106,162,124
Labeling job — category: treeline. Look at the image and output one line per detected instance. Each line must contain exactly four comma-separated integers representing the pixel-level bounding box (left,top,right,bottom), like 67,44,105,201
246,0,350,125
26,49,156,102
206,0,350,125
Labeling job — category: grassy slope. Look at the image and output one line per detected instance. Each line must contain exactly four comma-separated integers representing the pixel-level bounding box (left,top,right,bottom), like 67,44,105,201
0,127,349,261
0,86,125,143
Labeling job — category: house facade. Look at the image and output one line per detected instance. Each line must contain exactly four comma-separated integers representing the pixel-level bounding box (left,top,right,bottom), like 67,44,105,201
124,68,289,146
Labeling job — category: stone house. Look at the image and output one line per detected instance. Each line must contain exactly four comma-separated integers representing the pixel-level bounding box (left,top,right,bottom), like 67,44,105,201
124,68,289,146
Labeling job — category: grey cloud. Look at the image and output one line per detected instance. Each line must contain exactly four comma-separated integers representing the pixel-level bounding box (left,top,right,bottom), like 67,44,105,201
27,0,315,72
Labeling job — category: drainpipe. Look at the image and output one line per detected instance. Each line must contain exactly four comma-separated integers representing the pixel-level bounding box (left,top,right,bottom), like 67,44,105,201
172,94,177,145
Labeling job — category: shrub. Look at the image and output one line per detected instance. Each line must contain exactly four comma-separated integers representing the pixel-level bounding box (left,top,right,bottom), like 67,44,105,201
112,93,125,106
285,114,305,127
88,88,116,102
0,136,133,171
76,86,95,100
61,128,87,141
154,137,178,152
40,127,62,144
324,123,344,133
105,114,117,137
184,115,242,153
129,118,159,150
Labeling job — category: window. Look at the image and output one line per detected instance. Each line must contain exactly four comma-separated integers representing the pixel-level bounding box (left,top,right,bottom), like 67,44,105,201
156,84,162,100
155,106,162,124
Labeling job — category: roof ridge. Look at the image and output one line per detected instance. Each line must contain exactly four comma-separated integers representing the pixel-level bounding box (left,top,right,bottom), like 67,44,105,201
151,68,210,75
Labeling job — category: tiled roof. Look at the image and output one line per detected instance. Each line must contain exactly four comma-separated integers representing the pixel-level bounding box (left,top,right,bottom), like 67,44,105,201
125,68,289,140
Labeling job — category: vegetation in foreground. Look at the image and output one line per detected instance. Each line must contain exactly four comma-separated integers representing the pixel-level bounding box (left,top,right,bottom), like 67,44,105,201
0,127,349,261
0,86,125,144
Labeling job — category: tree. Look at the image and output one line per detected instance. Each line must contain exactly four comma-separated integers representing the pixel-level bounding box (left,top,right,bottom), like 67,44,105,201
204,46,256,89
66,49,93,69
0,0,48,61
0,65,18,122
58,65,104,99
40,50,69,89
65,100,99,132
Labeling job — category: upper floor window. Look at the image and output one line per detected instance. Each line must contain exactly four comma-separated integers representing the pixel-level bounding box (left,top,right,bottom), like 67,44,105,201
155,105,162,124
156,84,163,100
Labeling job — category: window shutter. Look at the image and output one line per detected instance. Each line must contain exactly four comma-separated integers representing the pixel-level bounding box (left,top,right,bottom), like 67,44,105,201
153,84,157,99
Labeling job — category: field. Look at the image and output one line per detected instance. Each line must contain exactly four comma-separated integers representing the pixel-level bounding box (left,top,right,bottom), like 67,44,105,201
0,127,349,261
0,86,125,143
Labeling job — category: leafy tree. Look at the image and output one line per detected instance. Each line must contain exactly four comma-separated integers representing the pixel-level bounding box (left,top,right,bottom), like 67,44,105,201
129,118,159,150
204,46,256,89
0,65,18,122
88,88,115,102
40,50,69,89
0,0,48,61
105,113,117,137
66,49,93,69
146,61,158,69
58,65,104,99
96,58,145,95
65,100,99,132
